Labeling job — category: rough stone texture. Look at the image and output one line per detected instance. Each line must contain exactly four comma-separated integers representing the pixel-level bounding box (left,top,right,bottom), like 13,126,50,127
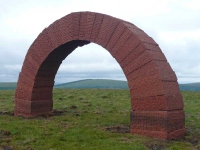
130,110,185,139
14,11,185,140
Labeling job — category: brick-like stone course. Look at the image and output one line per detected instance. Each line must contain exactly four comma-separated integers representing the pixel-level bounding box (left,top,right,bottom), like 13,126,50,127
130,110,185,139
14,11,185,140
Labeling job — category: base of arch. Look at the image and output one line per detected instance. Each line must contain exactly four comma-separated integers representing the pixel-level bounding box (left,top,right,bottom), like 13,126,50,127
14,98,53,117
14,98,185,139
130,110,185,139
130,128,186,140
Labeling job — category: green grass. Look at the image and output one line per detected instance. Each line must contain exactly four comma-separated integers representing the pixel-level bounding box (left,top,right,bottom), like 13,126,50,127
0,89,200,150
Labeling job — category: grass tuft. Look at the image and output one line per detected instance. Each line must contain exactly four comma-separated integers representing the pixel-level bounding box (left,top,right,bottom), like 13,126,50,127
0,89,199,149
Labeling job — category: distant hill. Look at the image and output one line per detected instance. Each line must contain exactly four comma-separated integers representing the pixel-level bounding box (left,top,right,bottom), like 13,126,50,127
0,82,17,90
179,82,200,91
1,80,200,91
54,79,128,89
55,79,200,91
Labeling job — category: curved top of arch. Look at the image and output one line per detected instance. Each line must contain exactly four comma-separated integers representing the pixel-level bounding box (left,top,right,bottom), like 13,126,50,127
17,11,181,111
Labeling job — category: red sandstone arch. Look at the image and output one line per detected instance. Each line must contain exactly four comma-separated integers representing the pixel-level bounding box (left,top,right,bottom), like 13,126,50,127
14,11,185,139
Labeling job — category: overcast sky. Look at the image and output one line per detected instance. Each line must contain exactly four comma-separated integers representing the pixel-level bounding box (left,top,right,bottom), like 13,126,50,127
0,0,200,84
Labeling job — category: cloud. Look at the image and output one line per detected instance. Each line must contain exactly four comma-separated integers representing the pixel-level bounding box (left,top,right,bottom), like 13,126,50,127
55,43,125,83
0,0,200,83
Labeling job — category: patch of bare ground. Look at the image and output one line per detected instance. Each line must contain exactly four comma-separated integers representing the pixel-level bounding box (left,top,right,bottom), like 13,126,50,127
0,112,13,116
0,146,13,150
32,109,66,119
104,125,129,133
180,127,200,149
145,141,166,150
0,130,13,150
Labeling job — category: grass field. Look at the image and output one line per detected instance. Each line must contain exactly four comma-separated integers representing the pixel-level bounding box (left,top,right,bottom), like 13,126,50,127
0,89,200,150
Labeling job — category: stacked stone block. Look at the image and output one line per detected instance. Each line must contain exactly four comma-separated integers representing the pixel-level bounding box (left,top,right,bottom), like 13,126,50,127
14,11,185,139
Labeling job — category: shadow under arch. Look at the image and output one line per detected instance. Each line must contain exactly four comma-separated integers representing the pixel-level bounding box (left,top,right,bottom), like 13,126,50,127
14,11,185,139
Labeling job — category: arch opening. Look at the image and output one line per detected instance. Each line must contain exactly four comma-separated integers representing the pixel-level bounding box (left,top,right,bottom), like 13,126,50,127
55,42,126,84
14,11,185,139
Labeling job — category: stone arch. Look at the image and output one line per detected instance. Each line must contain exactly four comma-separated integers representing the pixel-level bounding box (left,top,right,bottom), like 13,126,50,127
14,11,185,139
